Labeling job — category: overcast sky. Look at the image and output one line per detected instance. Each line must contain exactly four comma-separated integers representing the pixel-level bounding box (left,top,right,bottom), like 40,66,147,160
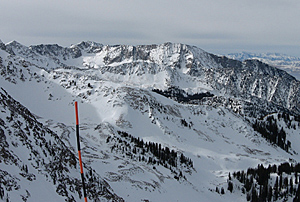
0,0,299,56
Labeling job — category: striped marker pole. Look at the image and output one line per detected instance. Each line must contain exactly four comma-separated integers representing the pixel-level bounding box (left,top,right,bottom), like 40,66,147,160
75,101,88,202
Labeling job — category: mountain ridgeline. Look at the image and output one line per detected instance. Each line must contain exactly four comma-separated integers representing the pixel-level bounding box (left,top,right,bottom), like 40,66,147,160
1,40,300,201
3,40,299,116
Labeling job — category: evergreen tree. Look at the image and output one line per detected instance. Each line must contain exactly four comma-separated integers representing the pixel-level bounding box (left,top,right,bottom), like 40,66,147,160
228,181,233,193
245,178,252,192
216,187,219,193
294,183,300,202
242,187,246,194
258,185,264,202
267,185,272,202
247,193,251,201
279,174,283,190
284,177,289,189
241,171,245,183
221,187,225,194
290,177,294,194
251,187,258,202
274,177,279,200
0,184,3,200
262,181,268,201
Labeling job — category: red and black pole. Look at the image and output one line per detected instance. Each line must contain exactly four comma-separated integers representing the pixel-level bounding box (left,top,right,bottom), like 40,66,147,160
75,101,88,202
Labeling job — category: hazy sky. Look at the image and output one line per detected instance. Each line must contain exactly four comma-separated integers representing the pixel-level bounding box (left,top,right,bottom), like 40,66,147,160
0,0,299,56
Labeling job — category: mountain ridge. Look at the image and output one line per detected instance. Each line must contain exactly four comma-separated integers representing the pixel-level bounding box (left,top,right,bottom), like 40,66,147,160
2,40,299,116
227,52,300,81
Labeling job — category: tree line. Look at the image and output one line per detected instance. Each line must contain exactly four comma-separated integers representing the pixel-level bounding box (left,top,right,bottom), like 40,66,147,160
222,162,300,201
107,131,193,180
152,86,213,103
253,115,291,152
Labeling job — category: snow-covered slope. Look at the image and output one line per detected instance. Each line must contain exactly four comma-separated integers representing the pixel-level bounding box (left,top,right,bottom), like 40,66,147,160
0,88,122,201
1,40,300,201
227,52,300,81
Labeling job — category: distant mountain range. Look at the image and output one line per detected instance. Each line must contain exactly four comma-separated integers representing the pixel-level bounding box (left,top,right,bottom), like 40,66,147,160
1,40,300,201
227,52,300,80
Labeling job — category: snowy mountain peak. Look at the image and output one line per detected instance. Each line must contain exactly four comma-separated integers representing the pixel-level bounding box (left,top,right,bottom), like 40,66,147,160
30,43,82,59
71,41,103,53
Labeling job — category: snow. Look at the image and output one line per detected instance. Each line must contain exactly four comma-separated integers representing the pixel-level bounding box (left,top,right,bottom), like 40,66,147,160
83,52,106,68
1,41,300,201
